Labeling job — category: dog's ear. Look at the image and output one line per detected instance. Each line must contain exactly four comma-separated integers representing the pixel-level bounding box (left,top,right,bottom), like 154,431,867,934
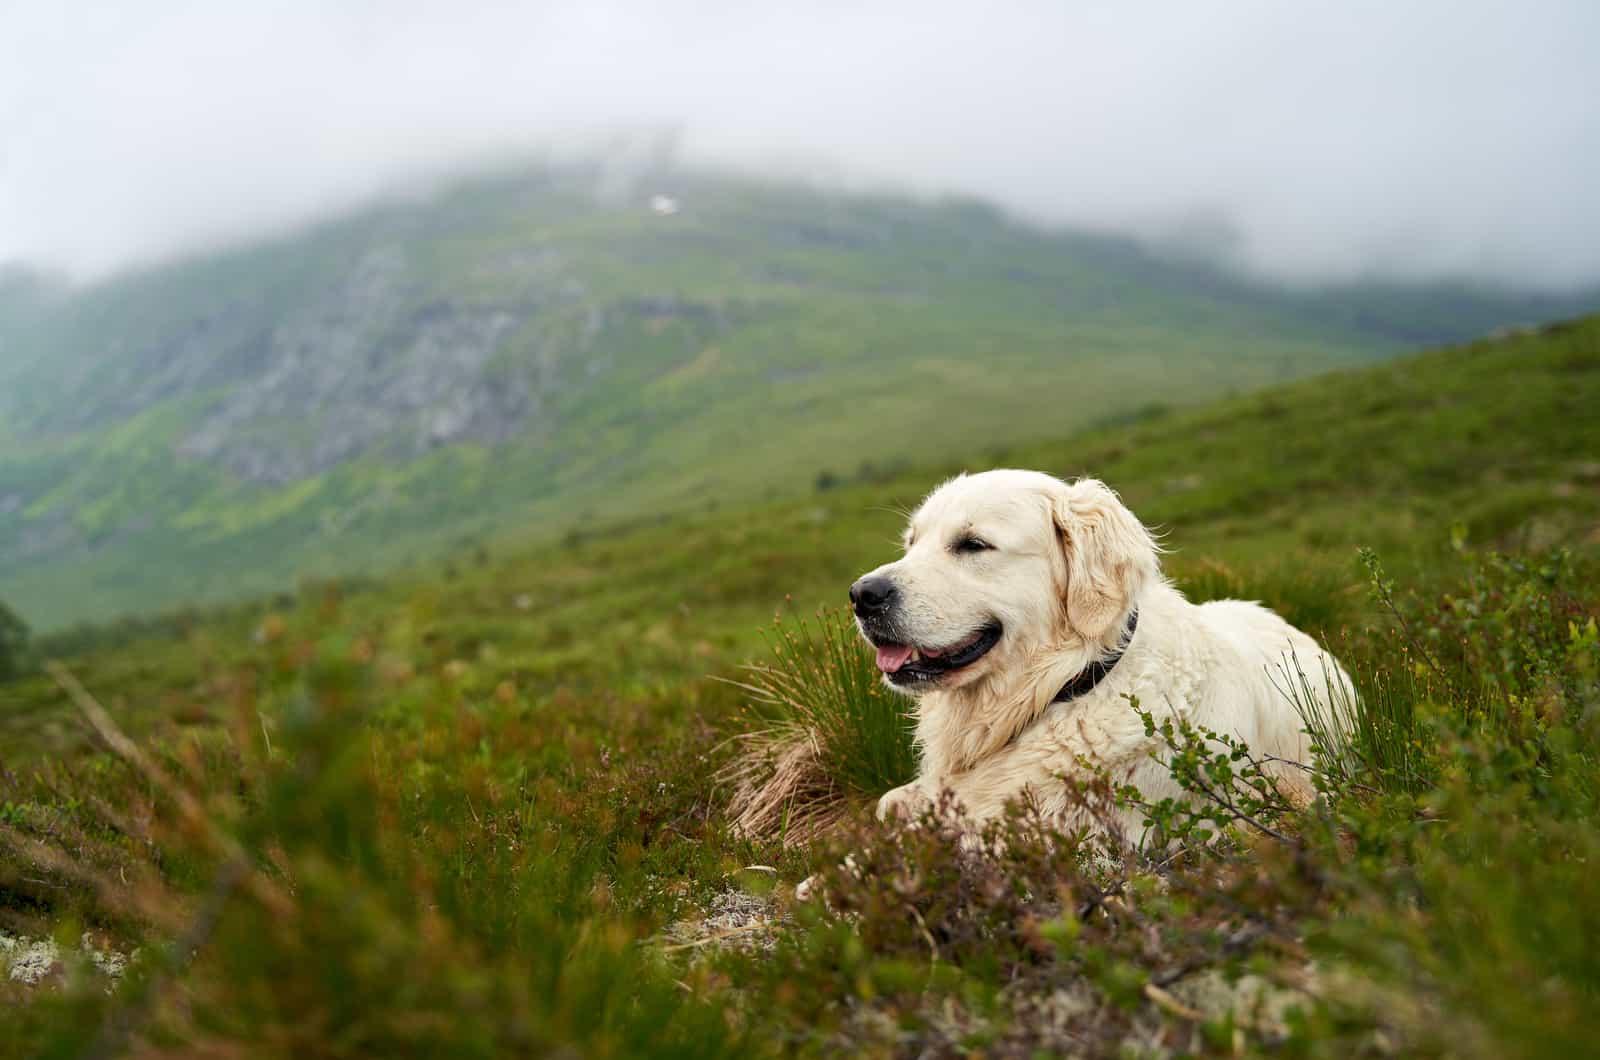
1049,478,1159,641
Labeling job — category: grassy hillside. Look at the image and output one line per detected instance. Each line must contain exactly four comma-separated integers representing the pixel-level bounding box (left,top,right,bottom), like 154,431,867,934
4,166,1597,631
7,315,1598,753
0,318,1596,1057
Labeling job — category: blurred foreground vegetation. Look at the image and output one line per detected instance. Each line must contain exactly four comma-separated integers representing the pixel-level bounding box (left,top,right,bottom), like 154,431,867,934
0,317,1596,1056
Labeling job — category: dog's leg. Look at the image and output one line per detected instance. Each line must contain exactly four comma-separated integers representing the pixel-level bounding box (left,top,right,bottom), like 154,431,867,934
894,701,1161,835
875,779,937,822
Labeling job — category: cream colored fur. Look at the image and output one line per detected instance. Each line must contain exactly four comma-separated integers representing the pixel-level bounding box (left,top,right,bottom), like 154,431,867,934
861,469,1353,843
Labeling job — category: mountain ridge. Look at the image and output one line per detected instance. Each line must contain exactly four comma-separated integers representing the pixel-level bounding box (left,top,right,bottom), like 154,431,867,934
3,165,1597,629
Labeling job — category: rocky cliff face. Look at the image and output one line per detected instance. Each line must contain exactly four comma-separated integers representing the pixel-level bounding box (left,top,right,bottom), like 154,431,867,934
4,190,737,493
169,244,580,485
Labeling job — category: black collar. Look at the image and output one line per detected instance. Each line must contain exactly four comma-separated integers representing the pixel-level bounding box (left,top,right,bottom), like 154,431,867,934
1051,608,1139,704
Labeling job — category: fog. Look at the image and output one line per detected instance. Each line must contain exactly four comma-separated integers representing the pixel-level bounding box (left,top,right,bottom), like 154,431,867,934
3,1,1598,289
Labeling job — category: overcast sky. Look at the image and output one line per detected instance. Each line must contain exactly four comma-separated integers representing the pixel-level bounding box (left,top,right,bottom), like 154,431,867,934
3,1,1597,289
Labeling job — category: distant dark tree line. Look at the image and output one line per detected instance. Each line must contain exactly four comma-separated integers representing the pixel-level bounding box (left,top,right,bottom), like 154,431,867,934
0,599,30,682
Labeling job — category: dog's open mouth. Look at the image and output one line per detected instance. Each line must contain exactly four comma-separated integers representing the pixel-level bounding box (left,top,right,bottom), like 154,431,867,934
870,623,1002,685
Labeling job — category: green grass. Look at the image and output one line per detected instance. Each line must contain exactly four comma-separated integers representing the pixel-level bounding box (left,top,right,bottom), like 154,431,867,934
0,317,1597,1055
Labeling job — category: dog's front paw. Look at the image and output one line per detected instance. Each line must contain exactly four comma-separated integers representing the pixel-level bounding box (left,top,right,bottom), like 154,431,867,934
876,781,936,823
795,853,861,903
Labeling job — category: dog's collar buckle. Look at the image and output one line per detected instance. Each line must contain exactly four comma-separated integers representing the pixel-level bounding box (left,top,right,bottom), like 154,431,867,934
1051,608,1139,705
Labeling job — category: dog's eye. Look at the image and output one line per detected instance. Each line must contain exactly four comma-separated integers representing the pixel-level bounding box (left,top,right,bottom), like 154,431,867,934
952,536,993,555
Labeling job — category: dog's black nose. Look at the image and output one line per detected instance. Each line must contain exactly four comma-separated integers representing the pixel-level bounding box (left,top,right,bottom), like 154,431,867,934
849,575,897,615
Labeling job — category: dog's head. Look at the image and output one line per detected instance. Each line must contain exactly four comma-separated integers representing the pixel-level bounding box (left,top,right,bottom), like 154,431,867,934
851,470,1159,694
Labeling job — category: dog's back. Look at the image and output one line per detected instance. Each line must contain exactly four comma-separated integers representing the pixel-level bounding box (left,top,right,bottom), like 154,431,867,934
1195,597,1355,797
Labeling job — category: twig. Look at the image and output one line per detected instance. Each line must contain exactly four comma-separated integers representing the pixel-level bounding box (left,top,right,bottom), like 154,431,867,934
1174,767,1294,846
1143,982,1207,1022
47,664,267,883
658,921,772,953
907,903,940,962
1152,923,1270,988
1261,754,1380,797
1145,979,1269,1038
1363,552,1451,686
1076,845,1187,922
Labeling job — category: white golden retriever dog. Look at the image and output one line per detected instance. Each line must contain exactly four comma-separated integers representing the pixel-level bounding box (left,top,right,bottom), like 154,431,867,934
850,469,1353,842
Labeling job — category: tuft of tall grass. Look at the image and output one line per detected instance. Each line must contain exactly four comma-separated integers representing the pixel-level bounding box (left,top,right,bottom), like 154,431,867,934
1293,656,1431,796
720,607,917,844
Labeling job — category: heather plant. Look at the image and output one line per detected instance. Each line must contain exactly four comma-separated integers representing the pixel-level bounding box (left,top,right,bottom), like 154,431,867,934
732,792,1321,1056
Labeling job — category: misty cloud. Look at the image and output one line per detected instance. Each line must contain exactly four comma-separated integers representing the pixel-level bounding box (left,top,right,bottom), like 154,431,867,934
3,1,1598,289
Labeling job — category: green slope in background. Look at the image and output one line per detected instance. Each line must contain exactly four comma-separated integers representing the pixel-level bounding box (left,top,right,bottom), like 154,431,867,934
9,314,1596,756
2,166,1595,629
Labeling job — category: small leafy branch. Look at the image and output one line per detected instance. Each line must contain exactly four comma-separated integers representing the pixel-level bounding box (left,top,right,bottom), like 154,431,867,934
1360,547,1451,687
1119,698,1308,851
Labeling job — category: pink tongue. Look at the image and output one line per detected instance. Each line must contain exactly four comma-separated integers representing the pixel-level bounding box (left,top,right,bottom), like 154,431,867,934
875,644,916,673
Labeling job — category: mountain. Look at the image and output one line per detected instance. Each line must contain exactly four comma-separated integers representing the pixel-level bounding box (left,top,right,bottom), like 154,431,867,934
2,165,1596,630
18,313,1598,730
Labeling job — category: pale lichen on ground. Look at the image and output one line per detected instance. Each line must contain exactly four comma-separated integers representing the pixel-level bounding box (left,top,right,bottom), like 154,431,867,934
661,888,782,954
1,932,60,985
1,930,132,988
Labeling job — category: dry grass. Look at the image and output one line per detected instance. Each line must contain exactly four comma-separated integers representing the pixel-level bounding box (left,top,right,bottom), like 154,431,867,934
721,727,856,845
